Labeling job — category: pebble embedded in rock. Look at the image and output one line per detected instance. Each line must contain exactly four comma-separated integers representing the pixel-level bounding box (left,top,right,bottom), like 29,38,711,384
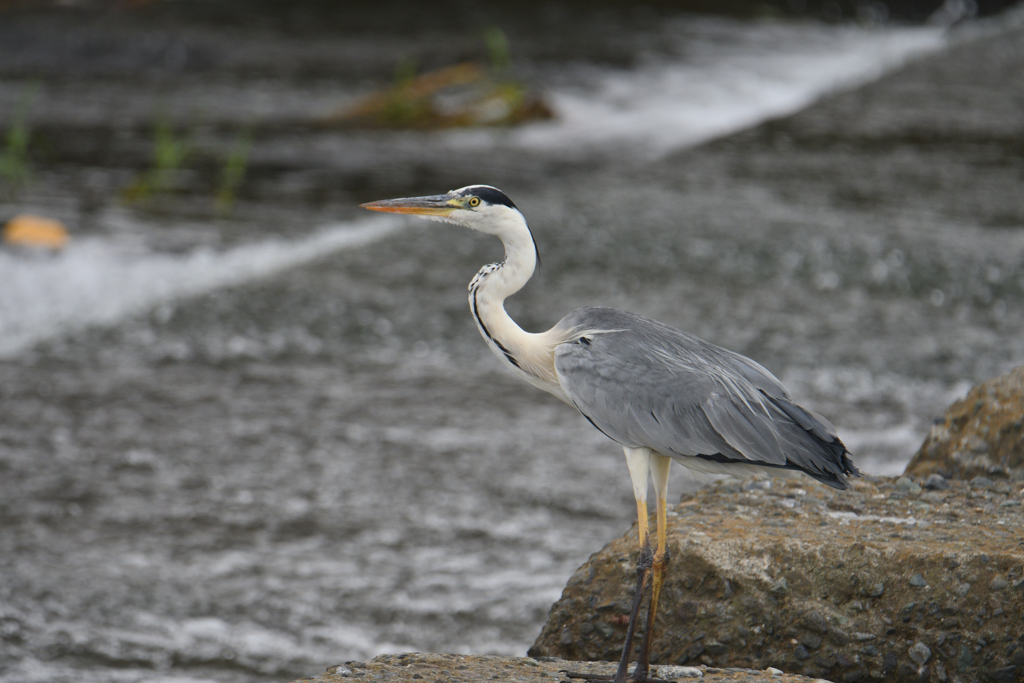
799,633,822,650
908,642,931,665
657,665,704,678
325,664,353,675
801,611,828,634
989,665,1019,683
958,643,974,671
895,477,922,494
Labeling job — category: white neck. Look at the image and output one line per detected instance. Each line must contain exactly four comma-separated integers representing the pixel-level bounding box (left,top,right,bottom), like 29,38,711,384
467,208,568,401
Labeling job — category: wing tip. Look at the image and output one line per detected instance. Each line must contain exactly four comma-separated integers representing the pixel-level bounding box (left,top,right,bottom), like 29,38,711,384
806,441,860,490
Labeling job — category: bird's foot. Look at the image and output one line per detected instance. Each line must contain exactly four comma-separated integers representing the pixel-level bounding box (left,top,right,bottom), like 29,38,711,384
560,668,673,683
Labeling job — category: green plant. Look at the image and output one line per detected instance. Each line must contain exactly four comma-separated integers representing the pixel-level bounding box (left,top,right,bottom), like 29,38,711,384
124,114,192,203
0,84,38,186
151,117,190,188
483,26,512,74
216,127,253,214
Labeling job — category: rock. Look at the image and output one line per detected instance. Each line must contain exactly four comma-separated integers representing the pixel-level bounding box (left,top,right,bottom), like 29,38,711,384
904,367,1024,481
923,474,950,491
530,477,1024,681
895,477,922,495
288,653,820,683
971,476,996,490
908,574,928,588
988,666,1019,683
908,642,931,666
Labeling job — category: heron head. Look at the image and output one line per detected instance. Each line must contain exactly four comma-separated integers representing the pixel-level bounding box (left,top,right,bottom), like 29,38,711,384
360,185,522,236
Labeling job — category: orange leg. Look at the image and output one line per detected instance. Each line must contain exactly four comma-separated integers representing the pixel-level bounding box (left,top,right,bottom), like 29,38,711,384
631,455,671,679
564,450,672,683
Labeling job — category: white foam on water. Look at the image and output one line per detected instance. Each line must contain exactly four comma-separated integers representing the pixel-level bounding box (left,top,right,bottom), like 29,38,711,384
0,610,385,683
512,20,947,157
0,22,953,361
838,424,924,476
0,216,404,358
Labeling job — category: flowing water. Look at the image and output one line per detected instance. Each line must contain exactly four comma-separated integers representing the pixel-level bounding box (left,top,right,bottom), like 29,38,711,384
2,3,1024,682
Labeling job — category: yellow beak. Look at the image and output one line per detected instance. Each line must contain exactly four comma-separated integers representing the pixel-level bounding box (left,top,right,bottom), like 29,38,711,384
360,193,457,217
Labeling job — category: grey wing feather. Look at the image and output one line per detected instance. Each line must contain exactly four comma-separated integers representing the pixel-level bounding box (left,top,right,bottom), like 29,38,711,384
553,307,857,488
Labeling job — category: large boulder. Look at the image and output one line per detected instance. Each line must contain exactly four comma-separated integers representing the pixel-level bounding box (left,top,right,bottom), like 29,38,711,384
905,367,1024,482
529,477,1024,682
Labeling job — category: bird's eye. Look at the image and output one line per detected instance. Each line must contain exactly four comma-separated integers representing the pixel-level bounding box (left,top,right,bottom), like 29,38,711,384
468,197,481,207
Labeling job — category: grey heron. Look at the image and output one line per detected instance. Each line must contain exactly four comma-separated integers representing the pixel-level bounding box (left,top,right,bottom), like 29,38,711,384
361,185,858,683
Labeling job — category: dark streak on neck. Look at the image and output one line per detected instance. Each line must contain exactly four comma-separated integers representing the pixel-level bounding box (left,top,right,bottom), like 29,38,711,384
471,283,521,370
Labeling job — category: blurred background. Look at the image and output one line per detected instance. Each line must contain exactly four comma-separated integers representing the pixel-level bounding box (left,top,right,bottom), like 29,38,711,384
1,0,1023,681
